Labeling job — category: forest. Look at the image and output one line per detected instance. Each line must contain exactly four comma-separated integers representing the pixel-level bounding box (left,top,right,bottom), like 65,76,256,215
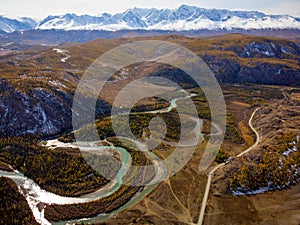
0,136,111,196
0,177,38,225
230,133,300,193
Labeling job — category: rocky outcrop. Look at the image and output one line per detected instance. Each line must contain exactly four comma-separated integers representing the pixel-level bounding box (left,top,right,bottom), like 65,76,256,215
0,79,110,138
195,38,300,85
0,79,72,137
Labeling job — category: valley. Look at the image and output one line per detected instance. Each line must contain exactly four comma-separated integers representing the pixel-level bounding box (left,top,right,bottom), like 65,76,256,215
0,27,299,225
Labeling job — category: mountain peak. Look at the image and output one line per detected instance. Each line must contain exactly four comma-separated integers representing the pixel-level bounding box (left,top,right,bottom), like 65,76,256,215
0,5,299,33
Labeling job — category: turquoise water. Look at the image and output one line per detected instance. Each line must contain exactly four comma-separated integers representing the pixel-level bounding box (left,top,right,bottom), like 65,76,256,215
0,93,203,225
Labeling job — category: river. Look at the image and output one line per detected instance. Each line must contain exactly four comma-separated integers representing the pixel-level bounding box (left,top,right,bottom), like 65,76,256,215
0,92,203,225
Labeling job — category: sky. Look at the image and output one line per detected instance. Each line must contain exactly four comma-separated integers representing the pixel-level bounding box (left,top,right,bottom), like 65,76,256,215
1,0,300,19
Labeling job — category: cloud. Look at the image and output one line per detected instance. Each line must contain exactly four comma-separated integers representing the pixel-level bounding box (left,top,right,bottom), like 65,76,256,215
262,0,300,16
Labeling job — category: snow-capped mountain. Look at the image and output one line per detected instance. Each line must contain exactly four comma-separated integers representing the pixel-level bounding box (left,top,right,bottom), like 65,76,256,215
0,16,37,33
1,5,300,33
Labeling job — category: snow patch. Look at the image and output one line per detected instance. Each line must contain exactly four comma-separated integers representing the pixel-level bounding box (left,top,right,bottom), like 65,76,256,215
276,69,281,75
233,186,270,195
282,136,299,156
23,192,51,225
52,48,68,54
60,56,70,62
45,139,78,149
52,48,70,62
48,80,68,88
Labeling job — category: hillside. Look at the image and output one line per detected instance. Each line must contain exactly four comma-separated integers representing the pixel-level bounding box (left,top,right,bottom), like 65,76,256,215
0,29,300,48
0,34,299,138
0,177,38,225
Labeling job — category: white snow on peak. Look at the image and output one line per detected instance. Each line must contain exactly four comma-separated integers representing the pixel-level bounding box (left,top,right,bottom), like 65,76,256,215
1,6,300,33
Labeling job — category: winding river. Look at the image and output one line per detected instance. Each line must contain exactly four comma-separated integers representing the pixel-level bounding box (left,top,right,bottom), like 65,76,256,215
0,93,203,225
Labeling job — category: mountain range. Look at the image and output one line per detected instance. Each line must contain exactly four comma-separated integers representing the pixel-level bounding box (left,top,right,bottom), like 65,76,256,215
1,5,300,33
